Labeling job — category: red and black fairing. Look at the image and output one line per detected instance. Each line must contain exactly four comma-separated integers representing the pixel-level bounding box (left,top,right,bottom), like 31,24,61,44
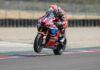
37,16,59,48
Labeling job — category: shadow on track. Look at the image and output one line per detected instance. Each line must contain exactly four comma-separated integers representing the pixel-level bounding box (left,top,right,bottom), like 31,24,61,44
11,53,55,58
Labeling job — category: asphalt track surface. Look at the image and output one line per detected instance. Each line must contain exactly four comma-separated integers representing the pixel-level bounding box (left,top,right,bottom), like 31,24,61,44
0,51,100,70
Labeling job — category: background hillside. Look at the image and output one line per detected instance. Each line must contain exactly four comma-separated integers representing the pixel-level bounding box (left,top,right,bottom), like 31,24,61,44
5,0,100,4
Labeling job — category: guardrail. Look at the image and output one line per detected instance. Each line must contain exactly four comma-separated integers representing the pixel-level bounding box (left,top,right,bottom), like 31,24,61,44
0,19,100,27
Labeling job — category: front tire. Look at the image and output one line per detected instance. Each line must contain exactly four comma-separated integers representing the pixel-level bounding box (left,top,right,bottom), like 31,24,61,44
34,34,43,53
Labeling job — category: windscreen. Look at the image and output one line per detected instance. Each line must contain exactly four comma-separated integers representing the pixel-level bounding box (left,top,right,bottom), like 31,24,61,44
45,12,54,18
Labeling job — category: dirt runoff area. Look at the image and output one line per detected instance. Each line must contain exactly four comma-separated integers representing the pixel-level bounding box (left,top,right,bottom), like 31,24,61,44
0,27,100,48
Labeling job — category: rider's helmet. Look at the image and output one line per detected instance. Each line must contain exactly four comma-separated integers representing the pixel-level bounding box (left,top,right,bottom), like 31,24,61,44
48,5,58,16
49,5,58,11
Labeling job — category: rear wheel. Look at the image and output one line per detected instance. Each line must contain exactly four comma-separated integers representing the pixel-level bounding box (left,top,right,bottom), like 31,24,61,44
53,38,67,55
53,44,63,55
34,34,43,53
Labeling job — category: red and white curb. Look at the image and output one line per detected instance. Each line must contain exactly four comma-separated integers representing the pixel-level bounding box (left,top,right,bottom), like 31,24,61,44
0,49,100,59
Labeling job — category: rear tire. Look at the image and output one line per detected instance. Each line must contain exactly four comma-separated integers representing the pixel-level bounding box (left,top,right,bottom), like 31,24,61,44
34,34,43,53
53,44,63,55
53,38,67,55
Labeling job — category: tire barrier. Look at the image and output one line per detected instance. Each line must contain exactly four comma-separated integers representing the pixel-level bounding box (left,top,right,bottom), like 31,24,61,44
0,19,37,27
0,19,100,27
68,19,100,27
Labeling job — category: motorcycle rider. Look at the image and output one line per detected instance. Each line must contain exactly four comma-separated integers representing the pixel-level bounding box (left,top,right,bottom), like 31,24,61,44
38,5,68,44
48,5,68,43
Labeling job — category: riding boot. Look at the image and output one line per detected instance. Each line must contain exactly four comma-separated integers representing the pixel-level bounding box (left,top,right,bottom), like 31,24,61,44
58,34,65,45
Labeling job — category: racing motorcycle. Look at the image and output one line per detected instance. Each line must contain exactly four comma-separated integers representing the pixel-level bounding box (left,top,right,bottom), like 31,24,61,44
34,12,67,55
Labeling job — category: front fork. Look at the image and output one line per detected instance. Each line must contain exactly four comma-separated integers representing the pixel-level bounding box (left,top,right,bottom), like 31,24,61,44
38,29,49,46
42,30,49,45
42,36,46,45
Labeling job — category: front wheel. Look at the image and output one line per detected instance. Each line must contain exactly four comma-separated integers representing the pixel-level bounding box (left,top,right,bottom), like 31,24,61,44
34,34,43,53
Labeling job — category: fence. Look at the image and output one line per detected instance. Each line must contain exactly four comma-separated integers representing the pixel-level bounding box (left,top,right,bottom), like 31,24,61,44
0,0,100,27
0,19,100,27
